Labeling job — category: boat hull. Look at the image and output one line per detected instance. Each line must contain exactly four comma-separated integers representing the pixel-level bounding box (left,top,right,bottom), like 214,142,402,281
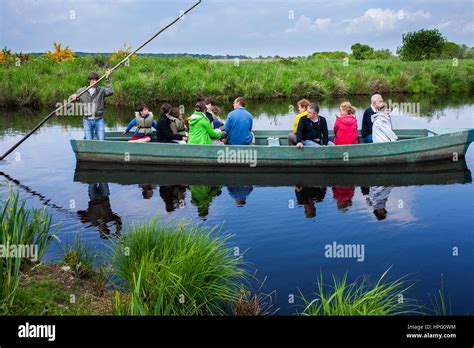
70,129,474,168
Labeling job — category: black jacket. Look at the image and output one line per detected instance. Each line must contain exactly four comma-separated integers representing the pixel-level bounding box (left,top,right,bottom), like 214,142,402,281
204,111,214,123
155,113,184,143
361,106,376,138
296,116,329,145
295,186,327,204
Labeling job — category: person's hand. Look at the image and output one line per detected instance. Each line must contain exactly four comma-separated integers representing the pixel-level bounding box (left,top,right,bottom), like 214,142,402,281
296,142,304,148
70,94,77,102
105,69,112,80
315,138,320,142
182,136,188,142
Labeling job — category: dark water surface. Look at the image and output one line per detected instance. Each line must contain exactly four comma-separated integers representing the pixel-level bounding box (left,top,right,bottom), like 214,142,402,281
1,95,473,315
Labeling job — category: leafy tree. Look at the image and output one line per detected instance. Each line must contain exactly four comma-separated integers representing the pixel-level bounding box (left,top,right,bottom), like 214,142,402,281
463,45,474,59
370,49,392,60
440,42,465,59
397,29,445,61
350,43,374,60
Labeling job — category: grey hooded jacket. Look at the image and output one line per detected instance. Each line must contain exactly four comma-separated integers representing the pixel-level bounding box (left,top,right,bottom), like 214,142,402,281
371,113,398,143
70,80,113,119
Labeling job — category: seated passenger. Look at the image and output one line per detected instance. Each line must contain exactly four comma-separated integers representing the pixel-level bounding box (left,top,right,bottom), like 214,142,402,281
210,105,224,130
168,107,186,134
155,103,187,144
296,103,329,148
362,94,383,143
288,99,310,145
224,97,255,145
333,102,359,145
372,102,398,143
204,97,217,123
188,101,223,144
123,104,157,142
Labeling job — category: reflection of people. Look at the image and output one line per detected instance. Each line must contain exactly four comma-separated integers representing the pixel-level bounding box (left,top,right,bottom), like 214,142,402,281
77,183,122,239
332,186,355,212
295,185,327,218
190,185,222,217
140,184,156,199
367,186,392,220
159,185,187,212
227,186,254,206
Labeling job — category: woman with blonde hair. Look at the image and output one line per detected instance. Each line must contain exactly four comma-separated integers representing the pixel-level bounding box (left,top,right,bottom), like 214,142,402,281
333,102,359,145
288,98,310,145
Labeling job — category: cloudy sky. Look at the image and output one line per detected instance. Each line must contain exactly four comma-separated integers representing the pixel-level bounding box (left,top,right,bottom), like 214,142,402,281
1,0,473,57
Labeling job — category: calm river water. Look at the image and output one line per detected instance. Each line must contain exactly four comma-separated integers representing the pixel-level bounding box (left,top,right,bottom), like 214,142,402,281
1,94,473,315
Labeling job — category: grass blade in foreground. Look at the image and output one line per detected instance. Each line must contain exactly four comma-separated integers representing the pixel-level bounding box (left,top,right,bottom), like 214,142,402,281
112,219,246,315
302,268,420,316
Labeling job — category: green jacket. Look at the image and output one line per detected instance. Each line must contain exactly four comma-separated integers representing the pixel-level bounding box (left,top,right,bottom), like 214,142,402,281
188,111,222,144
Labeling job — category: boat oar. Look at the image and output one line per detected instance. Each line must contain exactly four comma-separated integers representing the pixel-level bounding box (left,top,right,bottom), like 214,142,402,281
0,0,202,161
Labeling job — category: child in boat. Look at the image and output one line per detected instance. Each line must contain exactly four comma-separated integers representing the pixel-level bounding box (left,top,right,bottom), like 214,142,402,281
288,99,310,145
210,105,224,130
188,101,223,144
155,103,187,144
123,103,158,142
371,102,398,143
168,107,186,134
333,102,359,145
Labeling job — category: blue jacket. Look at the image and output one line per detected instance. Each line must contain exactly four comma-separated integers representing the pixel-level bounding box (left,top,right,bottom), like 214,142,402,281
224,107,253,145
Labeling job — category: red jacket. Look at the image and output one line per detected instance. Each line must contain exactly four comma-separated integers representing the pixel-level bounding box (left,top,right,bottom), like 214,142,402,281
334,114,359,145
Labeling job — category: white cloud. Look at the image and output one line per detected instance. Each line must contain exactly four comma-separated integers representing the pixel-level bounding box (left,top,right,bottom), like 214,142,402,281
344,8,431,33
286,16,332,33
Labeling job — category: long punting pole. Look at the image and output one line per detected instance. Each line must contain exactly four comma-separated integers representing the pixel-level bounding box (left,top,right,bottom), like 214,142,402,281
0,0,202,161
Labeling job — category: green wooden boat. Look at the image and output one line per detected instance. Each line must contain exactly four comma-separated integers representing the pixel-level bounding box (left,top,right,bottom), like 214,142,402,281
70,128,474,168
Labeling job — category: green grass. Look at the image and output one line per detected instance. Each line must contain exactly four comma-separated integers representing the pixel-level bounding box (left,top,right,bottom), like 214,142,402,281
0,187,59,314
112,219,247,315
10,279,94,315
62,238,97,279
302,268,420,316
1,56,473,107
428,274,452,316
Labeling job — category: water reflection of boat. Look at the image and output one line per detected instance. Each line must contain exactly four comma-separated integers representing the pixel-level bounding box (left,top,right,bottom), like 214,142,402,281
74,160,472,187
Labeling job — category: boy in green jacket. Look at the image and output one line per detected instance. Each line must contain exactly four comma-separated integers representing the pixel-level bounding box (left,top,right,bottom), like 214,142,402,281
188,101,222,144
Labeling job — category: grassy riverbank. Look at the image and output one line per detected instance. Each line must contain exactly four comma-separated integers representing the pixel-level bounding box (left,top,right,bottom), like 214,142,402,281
1,56,473,107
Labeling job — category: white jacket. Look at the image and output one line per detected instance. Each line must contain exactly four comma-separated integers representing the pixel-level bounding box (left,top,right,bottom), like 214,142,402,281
371,113,398,143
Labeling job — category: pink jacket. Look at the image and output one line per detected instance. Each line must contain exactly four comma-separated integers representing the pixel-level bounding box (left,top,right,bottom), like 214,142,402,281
334,114,359,145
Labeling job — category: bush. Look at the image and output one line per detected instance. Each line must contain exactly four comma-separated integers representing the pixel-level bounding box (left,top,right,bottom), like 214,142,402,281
302,269,419,316
112,219,246,315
